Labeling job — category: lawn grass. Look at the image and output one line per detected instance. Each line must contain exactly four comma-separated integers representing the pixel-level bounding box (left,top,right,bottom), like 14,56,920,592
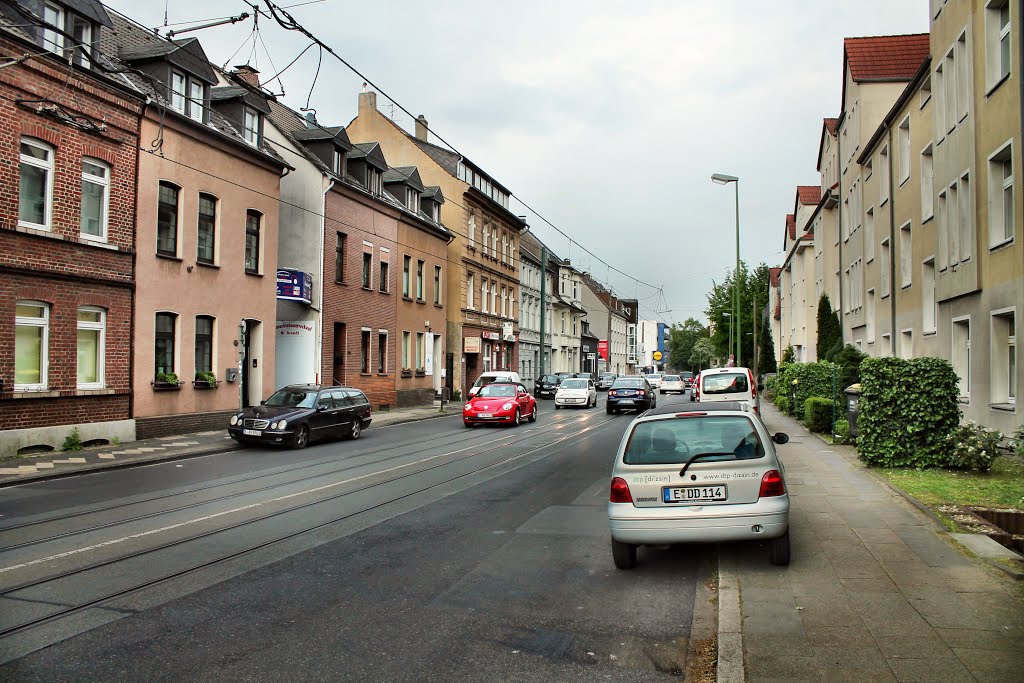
875,456,1024,510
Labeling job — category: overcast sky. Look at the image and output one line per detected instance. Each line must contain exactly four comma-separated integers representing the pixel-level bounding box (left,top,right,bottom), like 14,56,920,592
105,0,928,325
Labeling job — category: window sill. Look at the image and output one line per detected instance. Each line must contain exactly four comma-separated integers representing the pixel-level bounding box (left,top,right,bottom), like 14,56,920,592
245,271,263,278
335,279,348,286
866,256,874,264
377,372,389,377
401,370,412,378
899,176,910,188
196,261,219,269
361,286,373,291
920,94,931,109
922,213,934,225
151,382,181,391
7,389,59,399
193,381,218,390
989,402,1016,413
958,396,970,405
989,237,1015,253
923,330,937,337
416,299,426,305
402,295,413,302
434,303,444,309
156,252,182,262
415,370,426,377
76,387,115,395
359,372,372,377
901,283,912,290
379,289,390,295
880,198,889,207
985,73,1011,98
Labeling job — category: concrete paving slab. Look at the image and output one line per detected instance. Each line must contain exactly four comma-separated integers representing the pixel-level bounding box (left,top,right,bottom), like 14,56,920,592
934,627,1024,652
744,653,819,681
886,656,973,683
951,532,1023,561
951,647,1024,682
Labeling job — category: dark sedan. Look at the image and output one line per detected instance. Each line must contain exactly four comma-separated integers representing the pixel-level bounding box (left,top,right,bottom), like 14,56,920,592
535,374,561,399
228,384,372,449
606,376,657,414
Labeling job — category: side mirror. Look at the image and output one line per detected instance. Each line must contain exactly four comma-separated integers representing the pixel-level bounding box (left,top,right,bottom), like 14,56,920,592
259,400,266,405
757,383,765,392
772,432,789,445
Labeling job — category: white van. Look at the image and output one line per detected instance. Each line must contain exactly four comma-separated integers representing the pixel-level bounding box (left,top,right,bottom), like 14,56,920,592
468,371,523,397
695,367,759,410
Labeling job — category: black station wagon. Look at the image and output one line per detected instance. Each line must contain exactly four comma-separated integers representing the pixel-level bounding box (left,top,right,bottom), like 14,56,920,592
228,384,372,449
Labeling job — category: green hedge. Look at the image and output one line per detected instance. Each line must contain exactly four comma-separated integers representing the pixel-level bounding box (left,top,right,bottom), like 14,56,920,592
856,357,960,468
805,397,835,433
776,361,840,419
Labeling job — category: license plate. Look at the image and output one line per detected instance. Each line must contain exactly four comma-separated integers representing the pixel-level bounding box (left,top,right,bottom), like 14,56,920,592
663,485,727,503
618,399,634,405
242,429,262,437
479,412,493,418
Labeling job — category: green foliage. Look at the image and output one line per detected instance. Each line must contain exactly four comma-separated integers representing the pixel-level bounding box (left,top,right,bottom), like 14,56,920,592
62,427,83,452
857,357,961,468
669,318,710,373
452,389,462,402
703,261,772,366
815,294,842,361
689,338,715,370
195,371,217,385
775,394,792,415
777,361,840,419
1014,424,1024,458
805,397,836,433
763,374,778,400
945,421,1003,472
758,310,777,374
828,344,868,389
781,345,795,363
833,418,852,445
155,372,179,386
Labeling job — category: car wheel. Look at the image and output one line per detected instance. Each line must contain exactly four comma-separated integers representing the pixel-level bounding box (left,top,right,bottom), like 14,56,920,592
291,424,309,450
463,421,474,428
769,530,791,566
555,404,560,409
606,405,614,415
612,538,637,570
528,405,537,422
512,408,521,427
660,390,665,395
349,420,361,440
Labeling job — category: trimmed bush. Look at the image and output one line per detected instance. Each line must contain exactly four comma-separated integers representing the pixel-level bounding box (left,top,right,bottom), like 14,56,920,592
857,357,960,468
805,397,836,433
833,418,852,445
776,395,792,415
778,361,840,419
946,421,1002,472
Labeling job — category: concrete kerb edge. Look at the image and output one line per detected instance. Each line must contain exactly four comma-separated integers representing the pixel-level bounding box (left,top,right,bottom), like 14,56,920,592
716,552,744,683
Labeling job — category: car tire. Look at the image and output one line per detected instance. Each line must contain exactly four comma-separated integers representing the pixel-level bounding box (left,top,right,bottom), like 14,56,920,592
769,530,791,566
349,420,361,440
555,404,560,409
291,424,309,450
660,390,665,395
463,421,474,428
612,538,637,570
606,405,614,415
528,405,537,422
512,409,521,427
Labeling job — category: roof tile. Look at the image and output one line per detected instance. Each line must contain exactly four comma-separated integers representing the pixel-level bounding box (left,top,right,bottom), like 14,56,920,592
845,34,930,82
786,214,796,241
797,186,821,205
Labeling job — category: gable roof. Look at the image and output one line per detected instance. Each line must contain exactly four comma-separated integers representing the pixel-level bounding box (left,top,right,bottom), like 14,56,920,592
349,142,389,171
291,125,353,151
383,166,425,193
824,118,838,135
844,34,930,82
796,186,821,206
120,36,218,84
817,117,840,172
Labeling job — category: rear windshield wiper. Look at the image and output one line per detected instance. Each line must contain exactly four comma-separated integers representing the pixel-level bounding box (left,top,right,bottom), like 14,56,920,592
679,452,734,478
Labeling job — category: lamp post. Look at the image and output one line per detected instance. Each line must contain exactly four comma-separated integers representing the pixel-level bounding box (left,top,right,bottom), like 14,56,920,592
712,173,741,366
723,312,732,366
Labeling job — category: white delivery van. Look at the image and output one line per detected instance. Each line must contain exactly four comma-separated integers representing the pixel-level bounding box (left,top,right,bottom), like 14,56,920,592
695,367,759,410
468,371,523,396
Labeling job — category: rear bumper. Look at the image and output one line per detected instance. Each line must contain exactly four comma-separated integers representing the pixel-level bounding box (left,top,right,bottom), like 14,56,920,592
608,501,788,544
606,398,651,410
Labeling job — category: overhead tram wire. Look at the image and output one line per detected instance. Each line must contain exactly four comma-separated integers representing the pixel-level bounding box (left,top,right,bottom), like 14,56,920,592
253,0,660,299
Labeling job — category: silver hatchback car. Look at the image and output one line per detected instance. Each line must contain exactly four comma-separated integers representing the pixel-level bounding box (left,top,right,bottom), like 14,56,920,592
607,402,791,568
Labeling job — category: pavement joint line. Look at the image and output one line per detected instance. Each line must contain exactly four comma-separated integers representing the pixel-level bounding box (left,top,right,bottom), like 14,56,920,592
716,554,744,683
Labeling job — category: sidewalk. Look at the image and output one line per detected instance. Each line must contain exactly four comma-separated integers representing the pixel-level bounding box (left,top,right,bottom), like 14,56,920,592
0,403,458,487
731,401,1024,683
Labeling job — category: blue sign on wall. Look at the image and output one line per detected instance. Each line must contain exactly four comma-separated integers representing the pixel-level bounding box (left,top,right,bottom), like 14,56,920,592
276,269,312,304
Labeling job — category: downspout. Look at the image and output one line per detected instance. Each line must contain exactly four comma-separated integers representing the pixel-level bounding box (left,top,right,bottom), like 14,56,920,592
129,99,147,425
886,126,897,354
836,124,845,345
317,177,334,384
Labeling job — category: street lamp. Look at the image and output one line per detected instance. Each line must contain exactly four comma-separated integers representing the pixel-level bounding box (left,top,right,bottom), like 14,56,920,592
723,312,732,366
712,173,741,367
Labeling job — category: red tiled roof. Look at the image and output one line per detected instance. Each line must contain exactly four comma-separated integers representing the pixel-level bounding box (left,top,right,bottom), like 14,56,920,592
797,186,821,205
786,214,796,241
769,267,781,287
824,118,838,135
845,34,930,82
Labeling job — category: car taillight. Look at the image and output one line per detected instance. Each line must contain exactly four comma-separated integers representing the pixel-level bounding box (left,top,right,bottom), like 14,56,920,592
759,470,785,498
610,477,633,503
608,390,617,396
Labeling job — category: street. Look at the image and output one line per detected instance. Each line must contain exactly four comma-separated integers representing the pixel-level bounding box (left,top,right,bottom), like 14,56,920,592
0,393,713,681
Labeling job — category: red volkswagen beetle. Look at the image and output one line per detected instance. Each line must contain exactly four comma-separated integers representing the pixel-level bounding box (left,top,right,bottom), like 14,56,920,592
463,382,537,427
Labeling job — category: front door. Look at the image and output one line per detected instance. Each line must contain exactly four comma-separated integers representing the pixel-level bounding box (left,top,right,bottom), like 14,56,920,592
333,323,346,386
241,321,252,407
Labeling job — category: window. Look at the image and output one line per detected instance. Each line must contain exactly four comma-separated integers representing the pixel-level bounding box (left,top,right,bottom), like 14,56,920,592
332,149,344,176
245,211,261,273
379,249,390,293
326,233,345,286
491,282,497,315
70,14,92,68
898,117,911,185
42,3,63,53
509,238,515,268
80,159,109,241
170,71,186,113
935,63,946,141
416,259,424,300
75,307,105,389
154,312,177,378
879,145,889,205
19,138,53,230
188,80,204,122
948,181,960,265
900,329,913,360
194,315,213,375
157,182,179,256
367,168,381,195
468,213,476,246
480,277,488,313
377,331,388,374
865,208,875,261
923,259,936,333
403,256,411,297
402,331,411,370
921,144,934,220
406,187,419,213
956,33,969,122
434,265,442,305
958,173,971,262
986,0,1012,88
991,310,1016,403
937,189,948,268
416,332,425,370
243,107,259,145
881,332,892,356
867,289,876,343
880,238,891,297
362,251,372,288
15,302,48,390
360,329,371,374
482,222,490,257
900,222,913,288
197,193,216,264
944,49,956,133
989,143,1014,246
467,273,475,309
952,317,971,398
920,73,932,108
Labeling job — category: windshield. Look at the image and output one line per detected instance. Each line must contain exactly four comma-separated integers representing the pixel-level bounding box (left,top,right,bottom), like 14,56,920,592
478,384,517,397
612,379,645,389
265,389,317,408
664,376,680,382
540,375,559,383
600,374,617,380
624,416,764,465
701,373,750,395
560,379,588,389
576,373,593,379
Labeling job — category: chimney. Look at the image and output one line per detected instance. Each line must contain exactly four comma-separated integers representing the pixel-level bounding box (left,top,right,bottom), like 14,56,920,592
233,64,260,87
358,87,377,118
415,115,429,142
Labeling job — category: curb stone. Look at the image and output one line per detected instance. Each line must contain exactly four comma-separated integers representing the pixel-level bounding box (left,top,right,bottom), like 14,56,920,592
716,553,744,683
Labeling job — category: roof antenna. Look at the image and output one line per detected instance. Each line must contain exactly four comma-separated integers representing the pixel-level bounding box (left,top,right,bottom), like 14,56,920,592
164,0,169,27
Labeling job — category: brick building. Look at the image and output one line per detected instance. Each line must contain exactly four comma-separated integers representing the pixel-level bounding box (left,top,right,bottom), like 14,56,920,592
0,0,143,456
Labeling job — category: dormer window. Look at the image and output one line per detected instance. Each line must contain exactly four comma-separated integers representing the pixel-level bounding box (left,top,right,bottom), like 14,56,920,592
367,168,381,194
243,107,259,145
332,149,344,175
170,71,186,113
428,201,439,222
42,3,64,53
406,188,419,213
70,14,92,67
188,81,204,122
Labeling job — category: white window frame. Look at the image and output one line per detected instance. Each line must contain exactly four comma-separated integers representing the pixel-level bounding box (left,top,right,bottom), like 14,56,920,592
922,258,937,334
955,32,969,123
170,71,186,113
467,272,475,310
921,143,934,221
468,213,476,246
77,306,105,389
899,221,913,289
880,237,891,298
988,140,1014,248
80,158,110,243
19,138,54,231
70,14,92,68
243,107,259,146
990,307,1017,404
188,80,204,122
377,330,388,374
952,315,971,400
879,145,890,205
865,207,875,262
42,2,64,54
15,301,49,391
958,172,972,262
986,0,1012,89
898,116,911,185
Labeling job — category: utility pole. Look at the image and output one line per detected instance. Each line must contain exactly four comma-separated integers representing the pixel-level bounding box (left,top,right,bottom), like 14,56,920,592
538,245,547,379
752,294,759,383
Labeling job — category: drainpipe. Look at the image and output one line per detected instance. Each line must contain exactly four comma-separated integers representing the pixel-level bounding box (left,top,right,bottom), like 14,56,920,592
317,178,334,383
129,100,146,425
837,123,845,346
886,126,898,354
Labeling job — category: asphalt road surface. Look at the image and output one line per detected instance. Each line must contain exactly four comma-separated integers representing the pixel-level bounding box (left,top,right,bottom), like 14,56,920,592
1,392,713,681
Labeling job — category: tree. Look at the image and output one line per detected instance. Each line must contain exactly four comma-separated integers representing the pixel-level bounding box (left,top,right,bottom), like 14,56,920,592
689,338,715,370
704,261,772,367
668,318,708,373
758,307,777,374
816,293,841,360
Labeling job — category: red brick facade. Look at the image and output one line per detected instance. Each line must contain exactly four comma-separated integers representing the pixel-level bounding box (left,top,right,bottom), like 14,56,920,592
0,35,142,439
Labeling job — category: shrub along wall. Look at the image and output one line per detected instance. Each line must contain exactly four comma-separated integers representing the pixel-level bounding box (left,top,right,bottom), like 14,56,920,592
857,357,960,468
775,361,840,418
805,397,836,433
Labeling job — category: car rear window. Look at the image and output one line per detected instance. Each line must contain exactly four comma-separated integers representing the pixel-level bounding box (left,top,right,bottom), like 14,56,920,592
612,379,645,389
664,375,680,382
623,416,764,465
701,373,750,395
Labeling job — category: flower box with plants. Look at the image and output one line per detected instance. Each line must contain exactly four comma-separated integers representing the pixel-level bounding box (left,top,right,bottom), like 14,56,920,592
152,372,180,390
193,371,218,389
